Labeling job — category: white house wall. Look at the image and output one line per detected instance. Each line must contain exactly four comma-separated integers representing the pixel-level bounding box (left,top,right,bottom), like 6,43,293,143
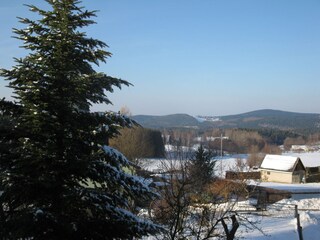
261,170,293,184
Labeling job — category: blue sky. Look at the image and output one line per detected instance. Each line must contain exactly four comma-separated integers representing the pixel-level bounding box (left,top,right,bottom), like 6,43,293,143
1,0,320,116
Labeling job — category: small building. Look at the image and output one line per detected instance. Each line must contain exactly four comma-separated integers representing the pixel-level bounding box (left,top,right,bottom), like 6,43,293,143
259,154,306,184
225,171,261,180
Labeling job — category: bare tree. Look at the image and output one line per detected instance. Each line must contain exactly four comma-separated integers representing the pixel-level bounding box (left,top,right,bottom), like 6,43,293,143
220,215,239,240
109,126,165,167
149,158,247,240
119,105,132,116
284,136,306,151
235,157,246,172
145,135,267,240
149,159,192,240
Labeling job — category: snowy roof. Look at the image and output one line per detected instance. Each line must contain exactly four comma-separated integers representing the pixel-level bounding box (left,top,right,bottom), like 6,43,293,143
260,154,303,172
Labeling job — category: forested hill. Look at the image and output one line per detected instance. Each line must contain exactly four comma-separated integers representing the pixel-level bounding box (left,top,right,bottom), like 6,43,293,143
132,109,320,131
132,114,199,129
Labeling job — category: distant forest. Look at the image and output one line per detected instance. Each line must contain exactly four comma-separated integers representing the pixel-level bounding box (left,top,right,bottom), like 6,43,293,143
108,123,320,161
161,127,320,154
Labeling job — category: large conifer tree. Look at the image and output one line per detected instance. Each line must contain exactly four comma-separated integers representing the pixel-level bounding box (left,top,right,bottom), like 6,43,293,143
0,0,159,239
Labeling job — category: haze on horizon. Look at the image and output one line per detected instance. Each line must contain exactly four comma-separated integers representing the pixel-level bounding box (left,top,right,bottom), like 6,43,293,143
1,0,319,116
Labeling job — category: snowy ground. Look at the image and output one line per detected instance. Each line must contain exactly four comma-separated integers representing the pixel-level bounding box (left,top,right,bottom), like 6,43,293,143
237,198,320,240
241,150,320,240
141,151,320,239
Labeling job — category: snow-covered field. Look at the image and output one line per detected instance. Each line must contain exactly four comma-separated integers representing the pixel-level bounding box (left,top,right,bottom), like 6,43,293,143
141,151,320,239
238,198,320,240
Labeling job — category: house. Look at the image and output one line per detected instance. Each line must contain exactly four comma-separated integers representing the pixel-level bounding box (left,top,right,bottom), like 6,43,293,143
259,154,306,184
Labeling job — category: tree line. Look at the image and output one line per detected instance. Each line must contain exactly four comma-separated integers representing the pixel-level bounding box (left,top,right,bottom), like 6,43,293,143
161,127,320,154
109,126,165,162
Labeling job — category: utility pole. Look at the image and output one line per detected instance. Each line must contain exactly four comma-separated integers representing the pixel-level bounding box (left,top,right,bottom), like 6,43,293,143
219,133,229,178
220,133,223,177
220,133,223,158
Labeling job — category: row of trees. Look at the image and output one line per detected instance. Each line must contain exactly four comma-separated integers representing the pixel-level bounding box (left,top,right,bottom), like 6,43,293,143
109,126,165,164
163,128,282,154
109,123,319,175
162,127,320,155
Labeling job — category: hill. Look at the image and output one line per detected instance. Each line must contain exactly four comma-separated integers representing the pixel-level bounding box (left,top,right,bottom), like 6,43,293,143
132,113,199,129
132,109,320,131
